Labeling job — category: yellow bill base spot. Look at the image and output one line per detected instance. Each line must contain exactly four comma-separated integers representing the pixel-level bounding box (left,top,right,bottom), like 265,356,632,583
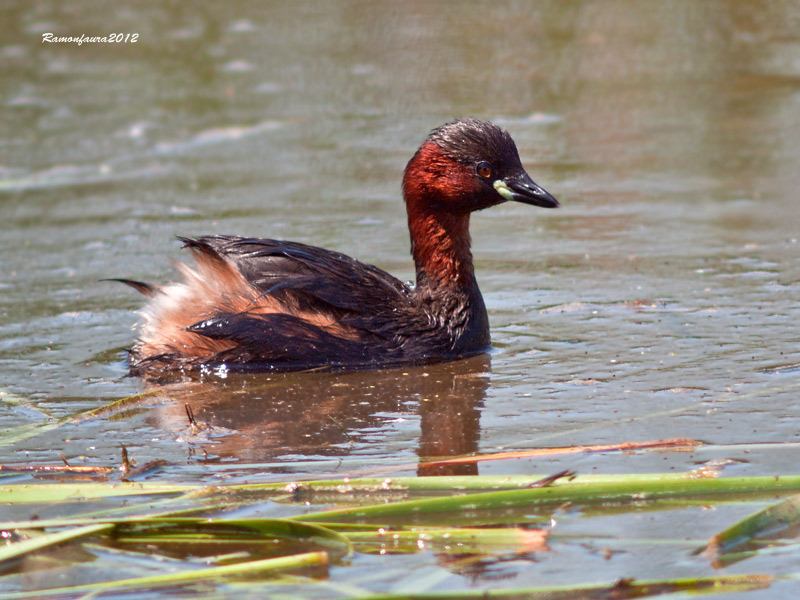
493,180,516,202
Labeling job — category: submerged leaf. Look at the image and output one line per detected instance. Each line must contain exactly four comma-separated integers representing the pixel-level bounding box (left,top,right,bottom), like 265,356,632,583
703,492,800,567
112,517,353,559
0,523,113,568
0,551,328,597
350,573,773,599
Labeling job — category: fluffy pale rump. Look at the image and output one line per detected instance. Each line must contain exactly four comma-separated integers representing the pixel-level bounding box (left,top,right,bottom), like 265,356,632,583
125,236,448,374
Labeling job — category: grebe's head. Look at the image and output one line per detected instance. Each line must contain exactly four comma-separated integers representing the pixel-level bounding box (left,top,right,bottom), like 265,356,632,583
403,118,559,215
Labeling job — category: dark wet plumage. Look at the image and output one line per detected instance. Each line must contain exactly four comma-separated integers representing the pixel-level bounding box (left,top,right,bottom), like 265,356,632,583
118,119,559,376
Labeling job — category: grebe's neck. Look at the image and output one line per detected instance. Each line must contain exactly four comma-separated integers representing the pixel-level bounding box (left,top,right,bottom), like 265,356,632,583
408,209,475,295
406,206,490,352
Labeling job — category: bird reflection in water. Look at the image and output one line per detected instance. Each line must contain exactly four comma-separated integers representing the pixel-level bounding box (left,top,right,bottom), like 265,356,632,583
144,354,490,476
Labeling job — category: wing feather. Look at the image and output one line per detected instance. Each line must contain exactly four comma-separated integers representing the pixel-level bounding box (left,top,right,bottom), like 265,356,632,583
130,235,431,371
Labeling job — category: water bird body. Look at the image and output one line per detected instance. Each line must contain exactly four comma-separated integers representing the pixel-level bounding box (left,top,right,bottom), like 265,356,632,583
117,119,559,375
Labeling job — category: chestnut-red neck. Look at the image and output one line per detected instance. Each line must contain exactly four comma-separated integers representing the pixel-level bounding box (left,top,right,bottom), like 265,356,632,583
407,210,474,293
403,142,477,294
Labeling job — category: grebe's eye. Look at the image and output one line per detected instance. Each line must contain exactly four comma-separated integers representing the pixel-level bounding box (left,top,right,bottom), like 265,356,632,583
476,161,493,179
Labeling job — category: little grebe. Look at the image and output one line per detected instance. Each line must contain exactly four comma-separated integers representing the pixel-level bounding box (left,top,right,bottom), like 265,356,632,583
117,119,559,375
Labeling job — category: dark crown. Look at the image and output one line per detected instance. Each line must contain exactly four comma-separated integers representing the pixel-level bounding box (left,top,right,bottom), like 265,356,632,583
426,118,519,167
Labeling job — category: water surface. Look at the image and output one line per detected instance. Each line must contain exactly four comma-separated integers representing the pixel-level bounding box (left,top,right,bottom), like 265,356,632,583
2,0,800,595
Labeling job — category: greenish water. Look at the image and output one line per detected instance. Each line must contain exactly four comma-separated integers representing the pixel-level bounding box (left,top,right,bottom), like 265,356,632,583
1,1,800,596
